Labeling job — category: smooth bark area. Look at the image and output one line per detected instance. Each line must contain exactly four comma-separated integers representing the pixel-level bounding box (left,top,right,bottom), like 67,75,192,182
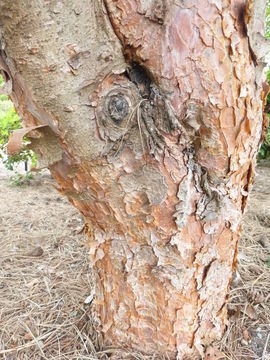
0,1,269,358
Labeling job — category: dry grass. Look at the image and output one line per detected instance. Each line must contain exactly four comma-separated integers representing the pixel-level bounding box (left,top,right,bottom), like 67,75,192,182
0,166,270,359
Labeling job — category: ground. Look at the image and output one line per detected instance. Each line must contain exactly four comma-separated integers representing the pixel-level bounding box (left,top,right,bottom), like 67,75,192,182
0,163,269,360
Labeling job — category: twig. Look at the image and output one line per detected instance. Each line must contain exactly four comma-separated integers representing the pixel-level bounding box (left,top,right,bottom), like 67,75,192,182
0,332,51,355
262,332,270,360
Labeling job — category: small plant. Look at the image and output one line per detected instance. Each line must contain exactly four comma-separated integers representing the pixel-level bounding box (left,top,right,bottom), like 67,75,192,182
0,75,37,177
9,171,34,187
258,126,270,161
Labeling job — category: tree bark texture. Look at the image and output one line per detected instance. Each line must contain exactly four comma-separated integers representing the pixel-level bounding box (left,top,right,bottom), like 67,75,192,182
0,1,269,358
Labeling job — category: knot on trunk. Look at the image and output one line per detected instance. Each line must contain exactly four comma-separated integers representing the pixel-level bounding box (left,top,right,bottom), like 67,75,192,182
107,94,129,124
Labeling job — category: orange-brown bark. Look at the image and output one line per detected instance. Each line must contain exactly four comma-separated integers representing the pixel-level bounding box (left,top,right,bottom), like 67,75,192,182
0,0,268,358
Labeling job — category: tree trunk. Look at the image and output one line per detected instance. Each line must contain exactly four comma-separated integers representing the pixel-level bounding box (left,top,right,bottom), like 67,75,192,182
0,1,268,358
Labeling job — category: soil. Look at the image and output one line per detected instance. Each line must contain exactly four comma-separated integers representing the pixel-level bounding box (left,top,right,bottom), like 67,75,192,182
0,163,269,360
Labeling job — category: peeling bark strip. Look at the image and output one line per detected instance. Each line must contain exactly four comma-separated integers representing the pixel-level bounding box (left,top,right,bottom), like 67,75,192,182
0,0,268,358
7,125,48,155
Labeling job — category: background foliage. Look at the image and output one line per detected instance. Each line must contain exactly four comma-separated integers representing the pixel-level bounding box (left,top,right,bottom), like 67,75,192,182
260,0,270,161
0,76,36,173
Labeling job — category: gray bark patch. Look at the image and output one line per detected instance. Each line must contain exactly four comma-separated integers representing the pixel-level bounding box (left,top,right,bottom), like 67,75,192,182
119,165,168,205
